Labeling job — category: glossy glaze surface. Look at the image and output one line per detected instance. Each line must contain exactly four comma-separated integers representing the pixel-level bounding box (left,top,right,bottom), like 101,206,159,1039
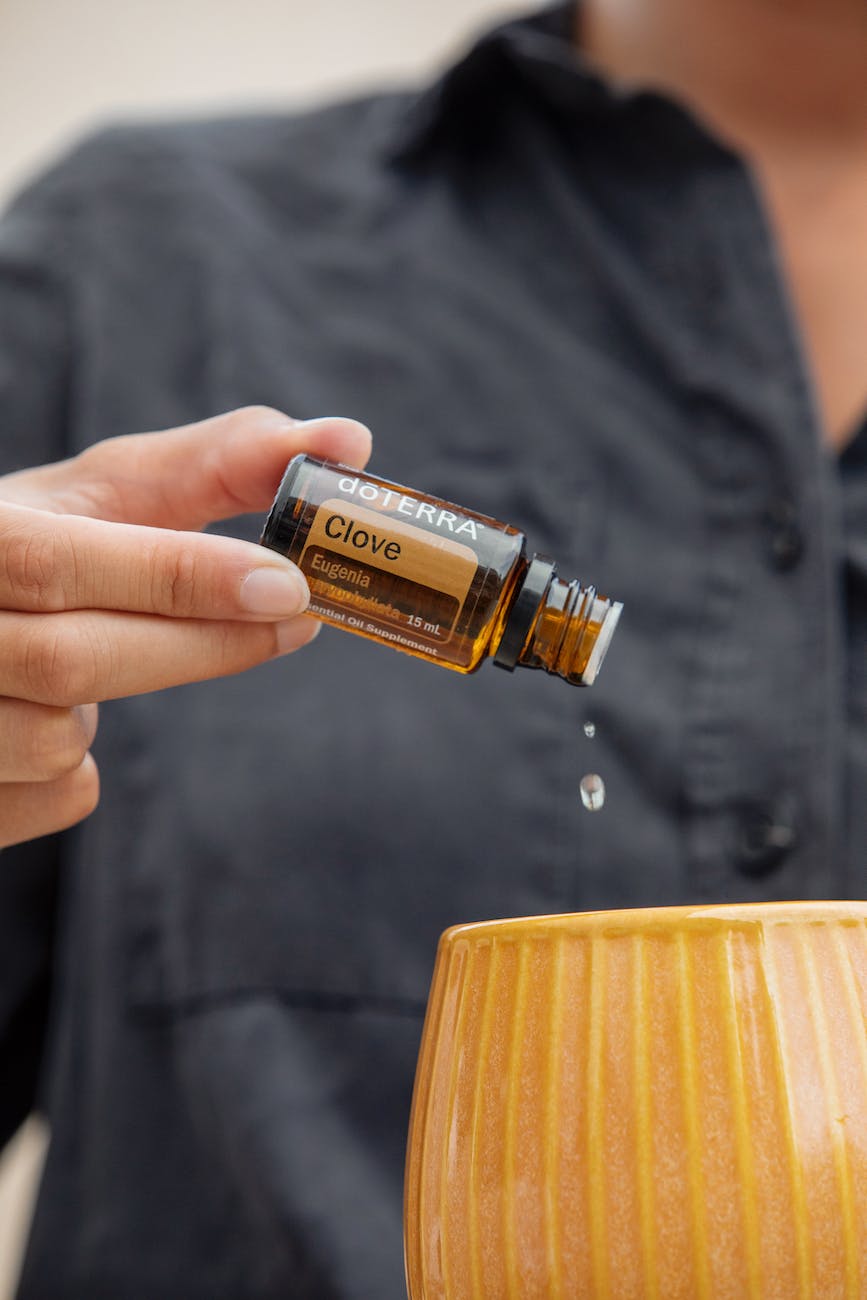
404,903,867,1298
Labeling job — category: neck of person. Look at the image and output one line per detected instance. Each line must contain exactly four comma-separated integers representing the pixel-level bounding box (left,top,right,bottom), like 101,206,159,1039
579,0,867,160
579,0,867,450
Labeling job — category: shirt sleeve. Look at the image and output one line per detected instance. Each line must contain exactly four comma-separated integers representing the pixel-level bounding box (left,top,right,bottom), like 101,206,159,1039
0,191,74,1148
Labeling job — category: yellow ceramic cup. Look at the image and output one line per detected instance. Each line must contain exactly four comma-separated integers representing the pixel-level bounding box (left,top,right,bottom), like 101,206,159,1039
404,902,867,1299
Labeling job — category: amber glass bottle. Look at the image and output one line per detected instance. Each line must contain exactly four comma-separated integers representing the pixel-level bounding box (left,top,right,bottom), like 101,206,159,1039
260,456,622,687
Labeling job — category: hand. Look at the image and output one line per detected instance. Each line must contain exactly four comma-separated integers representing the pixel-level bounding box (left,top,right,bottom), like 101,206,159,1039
0,406,371,848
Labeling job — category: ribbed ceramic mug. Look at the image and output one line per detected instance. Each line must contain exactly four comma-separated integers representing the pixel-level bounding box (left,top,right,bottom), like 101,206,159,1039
404,902,867,1298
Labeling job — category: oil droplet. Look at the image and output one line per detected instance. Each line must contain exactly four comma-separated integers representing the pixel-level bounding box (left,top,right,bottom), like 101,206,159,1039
579,773,605,812
583,721,596,739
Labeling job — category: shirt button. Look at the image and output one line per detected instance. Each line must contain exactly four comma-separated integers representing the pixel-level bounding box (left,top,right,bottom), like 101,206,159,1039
764,500,804,571
735,799,798,876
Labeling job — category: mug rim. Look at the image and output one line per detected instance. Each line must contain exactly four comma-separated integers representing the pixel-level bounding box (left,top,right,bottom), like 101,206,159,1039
439,900,867,946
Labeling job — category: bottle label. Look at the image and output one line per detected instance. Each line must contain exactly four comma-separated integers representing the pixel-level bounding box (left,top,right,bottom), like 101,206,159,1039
299,498,480,657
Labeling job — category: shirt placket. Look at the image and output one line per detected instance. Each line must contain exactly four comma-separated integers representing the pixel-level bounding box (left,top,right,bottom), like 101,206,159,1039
682,156,845,899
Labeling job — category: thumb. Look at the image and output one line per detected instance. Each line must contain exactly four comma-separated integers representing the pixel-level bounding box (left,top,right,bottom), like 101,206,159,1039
0,407,373,530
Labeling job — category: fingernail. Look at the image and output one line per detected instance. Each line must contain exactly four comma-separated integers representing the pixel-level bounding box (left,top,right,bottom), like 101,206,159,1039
73,703,99,747
275,617,321,655
240,567,309,616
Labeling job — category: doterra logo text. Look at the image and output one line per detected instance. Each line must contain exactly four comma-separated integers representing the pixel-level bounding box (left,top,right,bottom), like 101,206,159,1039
337,475,482,541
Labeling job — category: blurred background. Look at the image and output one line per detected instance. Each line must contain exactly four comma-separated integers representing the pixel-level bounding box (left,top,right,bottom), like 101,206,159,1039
0,0,528,1291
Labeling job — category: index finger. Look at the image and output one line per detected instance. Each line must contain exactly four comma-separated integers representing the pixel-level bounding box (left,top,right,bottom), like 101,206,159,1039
0,408,373,530
0,503,313,621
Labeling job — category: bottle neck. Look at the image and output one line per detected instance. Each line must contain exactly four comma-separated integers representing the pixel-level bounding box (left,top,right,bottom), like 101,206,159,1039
494,555,622,687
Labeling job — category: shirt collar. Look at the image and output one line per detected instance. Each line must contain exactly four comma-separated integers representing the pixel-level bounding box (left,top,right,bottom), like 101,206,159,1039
390,1,726,166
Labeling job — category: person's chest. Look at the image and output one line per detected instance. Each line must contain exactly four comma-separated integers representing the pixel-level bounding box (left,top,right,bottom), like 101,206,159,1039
756,151,867,450
64,118,862,925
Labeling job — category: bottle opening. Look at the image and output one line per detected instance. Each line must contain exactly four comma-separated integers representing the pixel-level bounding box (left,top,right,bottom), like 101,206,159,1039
579,595,623,685
517,574,622,686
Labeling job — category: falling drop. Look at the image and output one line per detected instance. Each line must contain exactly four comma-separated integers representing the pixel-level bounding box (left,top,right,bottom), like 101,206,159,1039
579,773,605,812
583,721,596,739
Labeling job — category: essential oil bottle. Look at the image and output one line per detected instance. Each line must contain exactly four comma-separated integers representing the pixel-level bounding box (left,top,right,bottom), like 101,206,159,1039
260,456,622,687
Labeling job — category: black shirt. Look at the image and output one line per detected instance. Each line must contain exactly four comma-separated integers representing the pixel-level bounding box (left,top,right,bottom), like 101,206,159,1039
1,4,865,1296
